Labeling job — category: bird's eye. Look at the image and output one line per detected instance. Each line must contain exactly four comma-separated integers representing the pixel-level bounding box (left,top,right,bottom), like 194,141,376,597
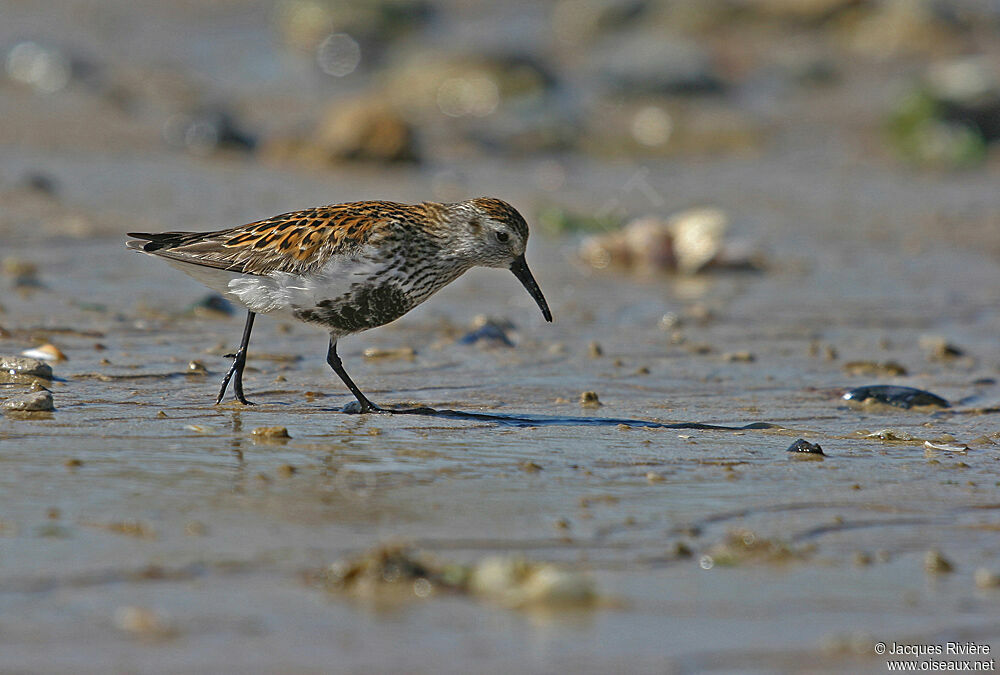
495,231,509,243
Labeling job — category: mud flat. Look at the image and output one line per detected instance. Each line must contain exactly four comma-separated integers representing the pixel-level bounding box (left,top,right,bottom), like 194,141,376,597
2,0,1000,672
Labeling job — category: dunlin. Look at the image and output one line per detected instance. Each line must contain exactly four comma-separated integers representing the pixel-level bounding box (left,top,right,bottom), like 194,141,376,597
126,198,552,411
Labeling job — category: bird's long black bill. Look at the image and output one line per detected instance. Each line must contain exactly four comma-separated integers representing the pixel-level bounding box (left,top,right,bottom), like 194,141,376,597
509,254,553,322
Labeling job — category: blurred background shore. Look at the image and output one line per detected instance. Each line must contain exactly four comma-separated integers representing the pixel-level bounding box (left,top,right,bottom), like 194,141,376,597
2,2,1000,673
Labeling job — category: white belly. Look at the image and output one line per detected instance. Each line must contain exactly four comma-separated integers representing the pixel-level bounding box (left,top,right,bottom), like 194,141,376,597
165,249,390,316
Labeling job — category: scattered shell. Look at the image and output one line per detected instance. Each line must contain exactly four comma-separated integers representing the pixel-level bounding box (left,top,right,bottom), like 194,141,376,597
321,544,462,603
842,385,949,410
924,549,954,575
974,568,1000,589
786,438,824,455
2,389,54,412
363,347,416,360
923,440,969,454
114,606,177,639
318,544,601,609
21,343,67,362
578,207,760,274
0,355,53,382
251,426,291,439
705,528,812,566
469,556,597,608
669,207,728,274
580,391,601,407
863,429,915,442
659,312,682,330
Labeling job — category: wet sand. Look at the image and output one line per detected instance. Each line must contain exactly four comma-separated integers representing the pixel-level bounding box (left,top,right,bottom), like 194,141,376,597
2,1,1000,673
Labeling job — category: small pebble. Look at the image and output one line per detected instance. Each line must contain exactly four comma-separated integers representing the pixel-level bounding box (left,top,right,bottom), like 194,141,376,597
187,360,208,375
674,542,693,558
646,471,665,483
519,461,543,473
0,355,53,381
723,351,755,362
459,316,516,347
842,361,907,377
547,342,568,355
2,389,54,412
658,313,681,330
919,336,964,361
277,464,297,477
864,429,915,442
64,458,83,470
924,549,954,575
189,294,235,318
251,426,291,439
363,347,416,360
853,551,873,566
587,341,603,358
2,257,41,286
580,391,601,407
185,521,208,536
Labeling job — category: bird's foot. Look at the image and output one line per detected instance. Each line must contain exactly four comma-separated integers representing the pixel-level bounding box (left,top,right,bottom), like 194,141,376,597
341,399,389,414
216,396,255,406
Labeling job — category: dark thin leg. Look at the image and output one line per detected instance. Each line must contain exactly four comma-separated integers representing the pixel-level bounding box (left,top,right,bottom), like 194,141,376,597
216,311,256,405
326,339,384,413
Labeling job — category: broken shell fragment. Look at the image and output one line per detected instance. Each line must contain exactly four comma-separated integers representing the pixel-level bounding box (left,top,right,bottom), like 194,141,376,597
21,343,67,362
577,206,758,274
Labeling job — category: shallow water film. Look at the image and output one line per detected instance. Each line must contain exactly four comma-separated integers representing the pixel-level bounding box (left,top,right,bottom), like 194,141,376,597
2,1,1000,673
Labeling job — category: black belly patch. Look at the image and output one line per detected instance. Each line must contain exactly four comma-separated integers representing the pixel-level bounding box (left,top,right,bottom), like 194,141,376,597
294,284,411,333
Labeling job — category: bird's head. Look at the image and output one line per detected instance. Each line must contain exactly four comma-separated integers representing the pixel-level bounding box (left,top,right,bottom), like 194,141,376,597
447,197,552,322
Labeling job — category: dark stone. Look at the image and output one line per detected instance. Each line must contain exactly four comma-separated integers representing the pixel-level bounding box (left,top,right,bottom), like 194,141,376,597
842,385,950,409
787,438,824,455
458,321,515,347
